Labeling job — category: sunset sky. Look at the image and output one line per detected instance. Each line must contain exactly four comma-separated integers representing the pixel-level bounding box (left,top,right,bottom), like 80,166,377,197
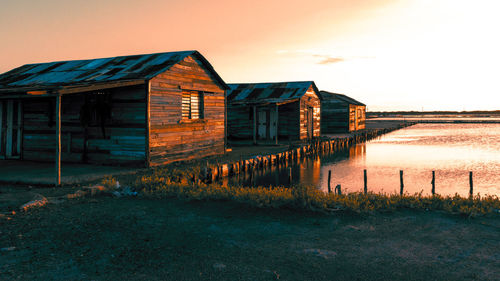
1,0,499,111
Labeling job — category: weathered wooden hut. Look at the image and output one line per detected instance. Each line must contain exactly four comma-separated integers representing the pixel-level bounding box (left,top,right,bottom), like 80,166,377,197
227,81,321,144
0,51,228,183
319,91,366,133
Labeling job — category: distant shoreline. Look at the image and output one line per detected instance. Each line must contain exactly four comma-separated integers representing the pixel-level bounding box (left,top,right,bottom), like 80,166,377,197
367,110,500,116
366,111,500,123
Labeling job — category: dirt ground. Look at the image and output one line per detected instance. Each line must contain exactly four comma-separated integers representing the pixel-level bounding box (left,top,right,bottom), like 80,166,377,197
1,193,498,280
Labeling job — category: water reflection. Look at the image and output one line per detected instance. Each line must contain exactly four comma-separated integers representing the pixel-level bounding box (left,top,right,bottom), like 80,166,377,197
228,144,361,188
228,124,500,197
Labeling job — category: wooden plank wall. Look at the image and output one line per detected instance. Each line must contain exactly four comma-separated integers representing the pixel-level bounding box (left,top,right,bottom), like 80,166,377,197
321,100,366,133
149,55,225,165
22,85,147,165
320,99,349,133
355,105,366,130
227,104,252,140
278,101,300,140
349,105,356,131
299,86,321,139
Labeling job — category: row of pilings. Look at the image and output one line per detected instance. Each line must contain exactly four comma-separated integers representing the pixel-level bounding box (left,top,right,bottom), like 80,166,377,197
200,123,414,184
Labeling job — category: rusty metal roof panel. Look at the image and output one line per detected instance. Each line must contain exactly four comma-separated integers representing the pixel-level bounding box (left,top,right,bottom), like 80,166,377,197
0,50,229,92
227,81,319,104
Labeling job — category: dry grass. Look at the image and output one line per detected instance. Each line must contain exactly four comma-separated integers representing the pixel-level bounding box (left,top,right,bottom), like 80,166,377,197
134,173,500,217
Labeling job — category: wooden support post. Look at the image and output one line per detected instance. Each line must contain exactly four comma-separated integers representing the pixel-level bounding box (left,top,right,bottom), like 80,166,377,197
288,167,292,184
399,170,404,196
16,101,21,156
5,101,12,157
0,101,2,156
55,95,61,186
275,104,279,145
328,170,332,193
364,169,367,194
252,105,257,145
469,171,473,198
431,171,435,195
224,87,227,152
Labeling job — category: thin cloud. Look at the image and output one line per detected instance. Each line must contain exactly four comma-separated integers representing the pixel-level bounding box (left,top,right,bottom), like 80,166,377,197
315,54,376,64
316,56,345,64
276,49,374,64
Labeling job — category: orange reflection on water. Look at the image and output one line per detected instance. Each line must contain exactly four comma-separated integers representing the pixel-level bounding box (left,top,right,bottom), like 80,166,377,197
228,124,500,197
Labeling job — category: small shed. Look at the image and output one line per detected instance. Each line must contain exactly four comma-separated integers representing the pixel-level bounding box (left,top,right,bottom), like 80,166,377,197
227,81,321,144
0,50,228,184
319,91,366,133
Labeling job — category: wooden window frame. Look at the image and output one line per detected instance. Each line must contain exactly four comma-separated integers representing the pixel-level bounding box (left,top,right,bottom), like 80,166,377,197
181,91,204,120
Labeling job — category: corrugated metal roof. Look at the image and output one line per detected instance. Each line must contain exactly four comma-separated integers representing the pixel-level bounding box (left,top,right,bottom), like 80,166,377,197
319,90,365,106
0,50,228,92
227,81,319,104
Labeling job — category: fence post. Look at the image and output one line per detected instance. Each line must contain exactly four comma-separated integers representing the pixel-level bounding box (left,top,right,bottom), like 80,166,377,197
328,170,332,193
335,184,342,195
399,170,404,196
469,171,473,198
431,171,435,195
363,169,367,194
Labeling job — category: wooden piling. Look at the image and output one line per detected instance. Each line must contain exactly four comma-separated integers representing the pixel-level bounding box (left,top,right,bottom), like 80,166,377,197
250,168,254,185
288,167,292,184
399,170,404,196
431,171,435,195
328,170,332,193
469,171,473,198
363,169,367,194
335,184,342,195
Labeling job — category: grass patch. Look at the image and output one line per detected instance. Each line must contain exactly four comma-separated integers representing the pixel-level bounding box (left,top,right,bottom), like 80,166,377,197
134,174,500,217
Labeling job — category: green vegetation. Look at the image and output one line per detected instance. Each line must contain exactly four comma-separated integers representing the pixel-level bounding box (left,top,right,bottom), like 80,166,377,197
133,173,500,217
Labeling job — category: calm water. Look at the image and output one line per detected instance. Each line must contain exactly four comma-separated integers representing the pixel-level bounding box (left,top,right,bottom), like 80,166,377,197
229,124,500,196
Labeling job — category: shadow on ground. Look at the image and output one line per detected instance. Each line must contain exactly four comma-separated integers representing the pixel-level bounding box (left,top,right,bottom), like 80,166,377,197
0,195,498,280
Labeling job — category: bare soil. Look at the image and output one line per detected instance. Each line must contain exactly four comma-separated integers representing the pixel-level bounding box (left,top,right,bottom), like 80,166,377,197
1,193,498,280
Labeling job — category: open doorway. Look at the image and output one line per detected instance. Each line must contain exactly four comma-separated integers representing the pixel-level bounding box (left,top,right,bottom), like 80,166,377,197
0,100,22,159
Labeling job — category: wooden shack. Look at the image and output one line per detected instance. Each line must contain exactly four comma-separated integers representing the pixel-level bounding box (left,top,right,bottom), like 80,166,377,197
0,51,228,183
227,81,321,144
319,91,366,133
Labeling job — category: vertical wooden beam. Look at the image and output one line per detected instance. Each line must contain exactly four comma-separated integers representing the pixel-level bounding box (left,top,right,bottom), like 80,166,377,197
145,81,151,167
252,105,257,145
275,104,279,145
17,99,24,159
55,94,61,186
224,89,227,152
0,101,3,156
16,101,22,156
6,100,13,157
